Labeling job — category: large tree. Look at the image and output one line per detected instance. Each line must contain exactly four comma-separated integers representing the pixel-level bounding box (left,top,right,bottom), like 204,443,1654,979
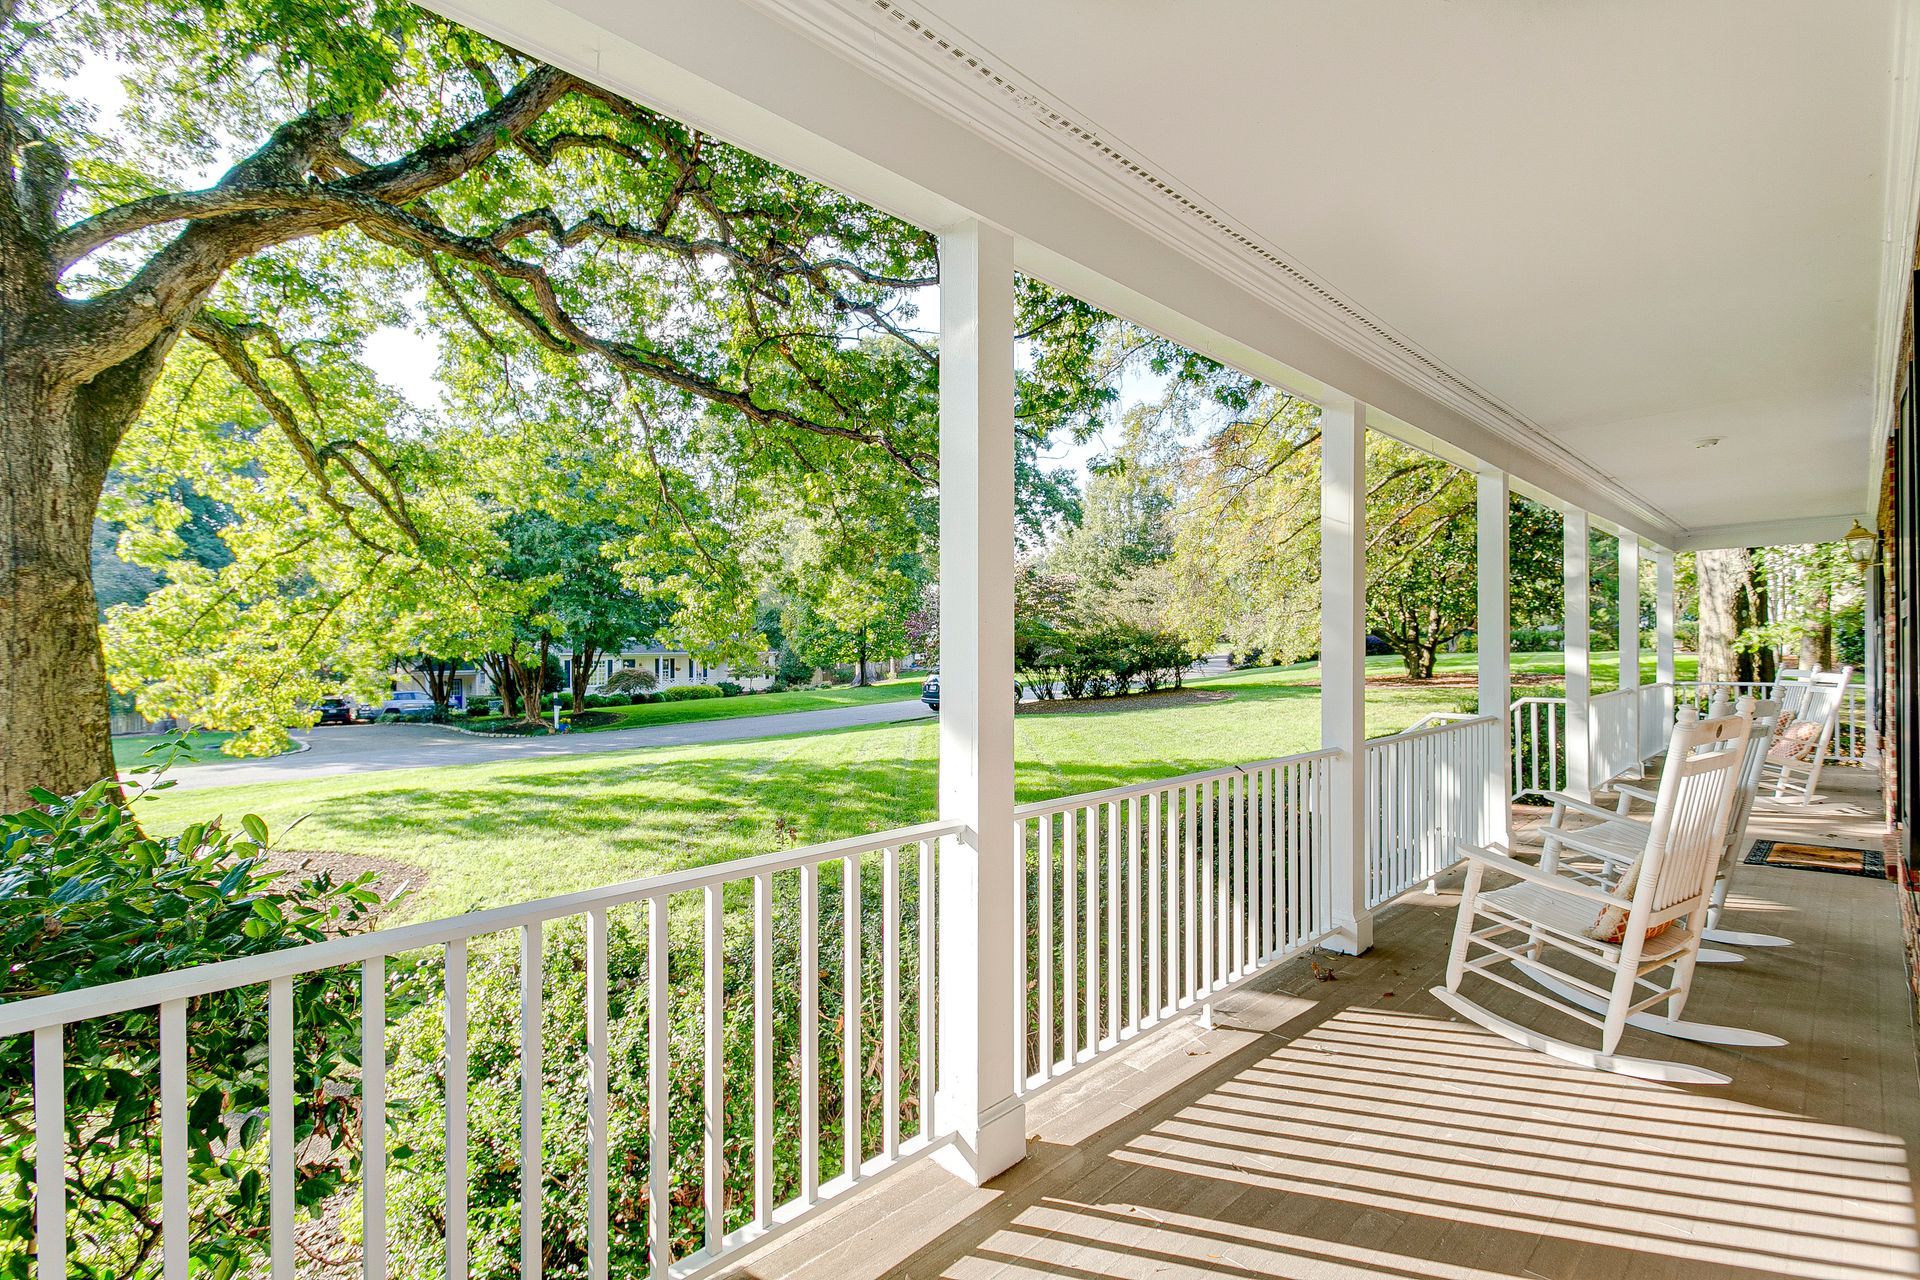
1,0,1165,806
1166,393,1561,678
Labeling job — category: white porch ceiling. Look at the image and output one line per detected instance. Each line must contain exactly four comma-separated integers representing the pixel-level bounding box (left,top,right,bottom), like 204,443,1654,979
432,0,1920,549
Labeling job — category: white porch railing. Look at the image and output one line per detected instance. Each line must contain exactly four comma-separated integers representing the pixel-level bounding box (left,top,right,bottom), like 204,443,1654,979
1675,678,1869,763
1589,687,1641,786
1363,715,1506,906
1010,750,1338,1096
1510,696,1568,800
5,819,961,1280
13,737,1523,1278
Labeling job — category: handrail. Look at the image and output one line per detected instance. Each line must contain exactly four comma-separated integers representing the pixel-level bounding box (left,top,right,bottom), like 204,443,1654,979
0,817,964,1037
1011,747,1338,820
1365,713,1501,747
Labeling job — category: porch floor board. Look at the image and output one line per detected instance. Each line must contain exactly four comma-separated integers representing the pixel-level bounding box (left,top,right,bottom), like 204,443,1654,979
730,831,1920,1280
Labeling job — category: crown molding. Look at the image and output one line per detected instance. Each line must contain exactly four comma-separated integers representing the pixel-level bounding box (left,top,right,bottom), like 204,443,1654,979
744,0,1682,537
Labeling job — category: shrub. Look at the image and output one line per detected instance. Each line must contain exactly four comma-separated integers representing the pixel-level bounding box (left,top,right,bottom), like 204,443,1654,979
773,648,814,687
384,867,931,1275
603,669,659,697
1511,626,1564,653
768,680,791,694
0,777,395,1279
658,684,724,702
716,681,743,697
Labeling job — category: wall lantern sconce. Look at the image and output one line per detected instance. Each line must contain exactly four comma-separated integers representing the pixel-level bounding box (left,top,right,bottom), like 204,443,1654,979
1843,519,1879,571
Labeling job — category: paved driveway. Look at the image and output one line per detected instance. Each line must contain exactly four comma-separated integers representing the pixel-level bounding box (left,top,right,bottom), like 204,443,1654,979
154,699,935,791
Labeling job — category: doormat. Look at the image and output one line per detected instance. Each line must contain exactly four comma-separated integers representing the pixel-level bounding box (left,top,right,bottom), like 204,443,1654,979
1744,839,1887,879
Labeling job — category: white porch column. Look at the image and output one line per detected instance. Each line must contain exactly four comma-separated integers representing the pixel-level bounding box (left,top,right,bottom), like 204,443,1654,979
1564,508,1593,800
1476,470,1512,850
934,219,1025,1184
1618,535,1641,755
1320,397,1372,954
1654,547,1677,687
1618,536,1641,694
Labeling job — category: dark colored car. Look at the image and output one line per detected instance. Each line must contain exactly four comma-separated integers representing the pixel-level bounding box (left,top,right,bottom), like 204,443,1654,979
316,696,358,725
920,672,1021,712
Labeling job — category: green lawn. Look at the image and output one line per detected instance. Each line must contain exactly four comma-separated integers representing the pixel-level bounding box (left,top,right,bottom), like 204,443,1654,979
112,730,241,769
140,652,1686,923
570,676,925,732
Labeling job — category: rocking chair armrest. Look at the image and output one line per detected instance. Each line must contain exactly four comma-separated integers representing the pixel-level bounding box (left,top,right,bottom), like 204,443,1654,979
1545,826,1642,867
1458,842,1634,909
1539,791,1641,826
1608,782,1659,809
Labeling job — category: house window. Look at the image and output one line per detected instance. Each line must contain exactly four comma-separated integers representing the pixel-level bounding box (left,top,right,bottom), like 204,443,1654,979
623,658,636,669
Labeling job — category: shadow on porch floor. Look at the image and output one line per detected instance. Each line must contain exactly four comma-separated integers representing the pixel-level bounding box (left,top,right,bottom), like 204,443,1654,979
724,848,1919,1280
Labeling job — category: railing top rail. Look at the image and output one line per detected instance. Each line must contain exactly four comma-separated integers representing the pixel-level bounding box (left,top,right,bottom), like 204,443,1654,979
1363,714,1500,750
1510,695,1567,708
1590,686,1638,705
1011,747,1339,820
0,816,964,1038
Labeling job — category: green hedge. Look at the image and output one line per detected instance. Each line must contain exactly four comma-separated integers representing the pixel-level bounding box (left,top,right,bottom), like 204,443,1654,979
657,684,724,702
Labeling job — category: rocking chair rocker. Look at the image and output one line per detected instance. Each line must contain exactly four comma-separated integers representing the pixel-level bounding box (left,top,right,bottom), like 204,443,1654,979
1432,707,1762,1085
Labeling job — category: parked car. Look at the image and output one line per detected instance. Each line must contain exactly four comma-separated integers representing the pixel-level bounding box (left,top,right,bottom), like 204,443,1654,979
919,671,1021,713
315,696,358,725
377,690,436,720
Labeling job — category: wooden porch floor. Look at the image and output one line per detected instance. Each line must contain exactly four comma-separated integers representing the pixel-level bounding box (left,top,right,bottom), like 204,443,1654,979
730,769,1919,1280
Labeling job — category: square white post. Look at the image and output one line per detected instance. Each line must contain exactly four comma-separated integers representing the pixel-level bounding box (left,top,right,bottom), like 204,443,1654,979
1320,397,1372,954
1618,536,1641,694
933,219,1025,1185
1476,470,1512,850
1563,508,1593,800
1654,547,1677,687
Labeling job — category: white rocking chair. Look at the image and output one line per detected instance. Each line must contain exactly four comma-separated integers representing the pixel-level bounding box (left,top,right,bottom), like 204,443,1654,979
1765,665,1852,803
1546,694,1786,953
1432,708,1761,1085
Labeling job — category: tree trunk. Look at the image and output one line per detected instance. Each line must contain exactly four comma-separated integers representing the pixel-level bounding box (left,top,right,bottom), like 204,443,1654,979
1696,548,1747,683
0,355,138,809
571,645,600,713
854,629,870,687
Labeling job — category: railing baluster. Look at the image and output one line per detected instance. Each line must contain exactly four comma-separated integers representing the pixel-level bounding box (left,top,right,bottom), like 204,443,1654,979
1203,779,1217,994
800,863,820,1203
884,843,902,1155
1105,799,1119,1046
361,962,386,1280
704,885,724,1252
1184,783,1197,1005
753,873,773,1227
842,852,862,1182
1148,790,1164,1022
648,896,671,1275
34,1025,64,1280
447,941,470,1280
1084,804,1099,1054
1127,794,1141,1035
584,915,606,1280
1063,806,1078,1063
162,997,188,1280
1038,813,1054,1080
521,922,543,1280
270,976,295,1280
919,838,935,1126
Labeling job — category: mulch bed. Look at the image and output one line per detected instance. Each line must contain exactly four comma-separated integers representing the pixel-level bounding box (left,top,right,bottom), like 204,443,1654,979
262,847,426,921
1016,687,1235,716
1363,671,1563,689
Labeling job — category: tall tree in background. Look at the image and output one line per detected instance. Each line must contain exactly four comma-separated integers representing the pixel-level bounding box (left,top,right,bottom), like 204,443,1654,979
1697,547,1776,682
1166,393,1559,678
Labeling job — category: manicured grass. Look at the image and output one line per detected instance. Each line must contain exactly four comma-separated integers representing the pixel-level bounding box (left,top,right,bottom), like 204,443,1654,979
569,677,926,732
138,651,1695,922
112,730,239,769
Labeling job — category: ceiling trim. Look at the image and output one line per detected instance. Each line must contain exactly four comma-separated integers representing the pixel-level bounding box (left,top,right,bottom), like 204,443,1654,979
1673,514,1866,554
745,0,1683,537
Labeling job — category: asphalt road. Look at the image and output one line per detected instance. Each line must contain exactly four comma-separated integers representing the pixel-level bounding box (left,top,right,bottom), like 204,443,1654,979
154,698,936,791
